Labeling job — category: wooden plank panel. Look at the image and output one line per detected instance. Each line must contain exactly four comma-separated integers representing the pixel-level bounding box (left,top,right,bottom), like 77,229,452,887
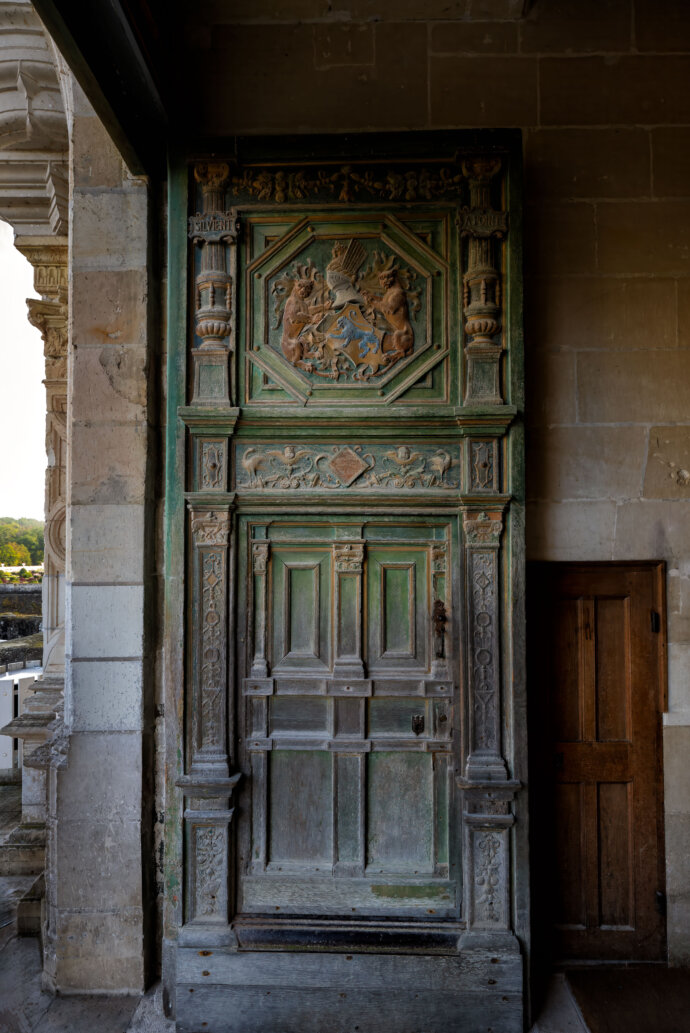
268,750,333,865
366,752,433,871
176,985,522,1033
270,696,329,736
334,753,364,872
286,564,320,657
553,782,586,928
240,875,456,915
177,946,524,991
595,597,631,742
551,598,584,743
368,697,424,737
382,564,415,657
598,781,633,927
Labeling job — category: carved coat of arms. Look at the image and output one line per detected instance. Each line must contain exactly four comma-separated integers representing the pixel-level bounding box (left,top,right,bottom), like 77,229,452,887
271,240,421,383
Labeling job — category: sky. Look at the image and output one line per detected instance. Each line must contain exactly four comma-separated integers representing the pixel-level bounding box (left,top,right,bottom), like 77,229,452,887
0,220,46,520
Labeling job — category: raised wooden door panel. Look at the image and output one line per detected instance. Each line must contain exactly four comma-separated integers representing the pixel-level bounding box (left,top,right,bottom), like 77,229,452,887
237,519,458,920
529,562,666,961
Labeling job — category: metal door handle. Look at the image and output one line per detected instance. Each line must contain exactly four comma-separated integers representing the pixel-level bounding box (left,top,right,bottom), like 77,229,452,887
432,599,448,659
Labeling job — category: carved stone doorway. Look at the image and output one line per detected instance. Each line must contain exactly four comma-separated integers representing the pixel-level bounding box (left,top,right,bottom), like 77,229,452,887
165,133,526,1032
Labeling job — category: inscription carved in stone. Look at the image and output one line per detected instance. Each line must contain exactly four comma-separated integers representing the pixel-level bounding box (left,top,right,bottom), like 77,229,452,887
236,444,459,491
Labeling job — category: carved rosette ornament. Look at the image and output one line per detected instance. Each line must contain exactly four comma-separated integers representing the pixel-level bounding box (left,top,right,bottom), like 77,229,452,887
188,504,232,775
189,163,239,404
458,158,507,406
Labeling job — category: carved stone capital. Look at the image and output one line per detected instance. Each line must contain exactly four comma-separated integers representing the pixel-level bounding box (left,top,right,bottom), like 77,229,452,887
252,542,269,574
190,507,231,546
463,511,503,547
334,542,364,573
194,162,231,193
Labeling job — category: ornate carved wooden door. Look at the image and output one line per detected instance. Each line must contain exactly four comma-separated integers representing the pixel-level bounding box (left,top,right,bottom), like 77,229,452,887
170,135,525,1033
530,562,666,963
237,520,457,919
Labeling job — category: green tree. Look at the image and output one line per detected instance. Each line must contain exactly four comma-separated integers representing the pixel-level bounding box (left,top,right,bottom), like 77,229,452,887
0,541,32,566
0,518,44,564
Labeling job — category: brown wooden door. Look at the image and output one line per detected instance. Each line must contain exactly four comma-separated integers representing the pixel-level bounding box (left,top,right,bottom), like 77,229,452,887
529,562,666,962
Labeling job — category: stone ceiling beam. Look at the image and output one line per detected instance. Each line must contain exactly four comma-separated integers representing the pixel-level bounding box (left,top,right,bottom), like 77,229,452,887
30,0,167,176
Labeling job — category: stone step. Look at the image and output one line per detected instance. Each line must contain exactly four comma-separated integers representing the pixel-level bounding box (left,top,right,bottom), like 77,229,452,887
17,873,44,938
0,841,44,876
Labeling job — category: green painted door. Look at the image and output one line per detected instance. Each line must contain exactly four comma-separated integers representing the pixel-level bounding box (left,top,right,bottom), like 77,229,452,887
237,518,458,919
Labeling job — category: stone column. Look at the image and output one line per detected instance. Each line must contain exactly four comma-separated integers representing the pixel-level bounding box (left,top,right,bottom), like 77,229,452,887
0,238,68,873
42,83,152,994
458,158,507,406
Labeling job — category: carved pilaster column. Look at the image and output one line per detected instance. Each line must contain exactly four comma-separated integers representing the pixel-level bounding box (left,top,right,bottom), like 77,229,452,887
457,159,507,406
332,541,365,681
250,541,270,679
462,510,507,782
188,164,239,406
179,500,242,945
0,239,68,855
430,542,450,680
188,503,232,777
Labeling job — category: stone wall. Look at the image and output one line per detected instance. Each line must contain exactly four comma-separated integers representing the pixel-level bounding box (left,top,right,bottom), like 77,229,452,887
43,78,155,992
179,0,690,964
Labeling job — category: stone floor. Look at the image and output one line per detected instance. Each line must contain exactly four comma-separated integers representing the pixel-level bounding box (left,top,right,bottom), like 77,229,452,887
0,929,586,1033
0,934,174,1033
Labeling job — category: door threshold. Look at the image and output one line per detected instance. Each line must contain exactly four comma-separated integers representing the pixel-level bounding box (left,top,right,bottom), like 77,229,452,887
234,917,465,954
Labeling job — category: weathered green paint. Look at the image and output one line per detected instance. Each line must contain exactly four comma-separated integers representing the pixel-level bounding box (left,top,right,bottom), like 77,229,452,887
169,132,526,1032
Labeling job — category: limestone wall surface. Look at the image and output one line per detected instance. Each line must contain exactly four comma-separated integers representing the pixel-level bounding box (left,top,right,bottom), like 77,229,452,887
44,78,154,992
177,0,690,964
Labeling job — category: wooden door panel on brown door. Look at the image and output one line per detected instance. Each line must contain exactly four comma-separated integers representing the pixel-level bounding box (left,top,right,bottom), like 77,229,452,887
530,562,666,961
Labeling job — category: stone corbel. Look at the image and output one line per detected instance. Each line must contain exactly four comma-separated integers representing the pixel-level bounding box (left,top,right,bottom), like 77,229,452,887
189,163,239,406
462,510,507,782
458,158,507,406
188,501,233,777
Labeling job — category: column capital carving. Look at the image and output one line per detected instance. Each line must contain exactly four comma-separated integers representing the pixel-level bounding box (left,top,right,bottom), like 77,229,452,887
189,506,232,547
463,510,503,547
334,541,365,573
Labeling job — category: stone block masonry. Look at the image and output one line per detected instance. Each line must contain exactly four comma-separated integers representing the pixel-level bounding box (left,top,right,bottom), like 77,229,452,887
173,0,690,968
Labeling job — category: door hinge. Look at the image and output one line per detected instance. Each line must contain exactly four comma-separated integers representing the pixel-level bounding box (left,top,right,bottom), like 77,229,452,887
651,610,661,634
656,890,666,917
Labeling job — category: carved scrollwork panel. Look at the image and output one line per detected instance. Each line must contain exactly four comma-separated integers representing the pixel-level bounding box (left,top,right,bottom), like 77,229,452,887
469,439,500,494
188,504,232,774
235,443,460,491
193,824,227,919
463,511,506,781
